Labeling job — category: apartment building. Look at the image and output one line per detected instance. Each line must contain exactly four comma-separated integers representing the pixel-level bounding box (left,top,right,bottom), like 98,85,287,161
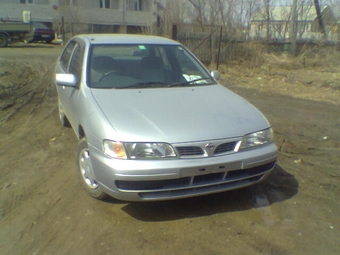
0,0,157,35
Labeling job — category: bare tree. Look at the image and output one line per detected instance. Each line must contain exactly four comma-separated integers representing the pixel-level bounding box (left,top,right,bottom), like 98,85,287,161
164,0,323,41
156,0,195,36
242,0,262,39
187,0,208,30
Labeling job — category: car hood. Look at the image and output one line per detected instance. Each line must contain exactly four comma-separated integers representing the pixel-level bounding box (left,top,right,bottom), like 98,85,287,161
90,85,270,143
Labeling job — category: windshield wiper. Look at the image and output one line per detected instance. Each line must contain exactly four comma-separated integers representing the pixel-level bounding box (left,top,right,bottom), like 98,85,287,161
169,77,214,87
115,82,168,89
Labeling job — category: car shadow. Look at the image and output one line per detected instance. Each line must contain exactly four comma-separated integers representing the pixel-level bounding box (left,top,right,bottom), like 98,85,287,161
120,164,298,222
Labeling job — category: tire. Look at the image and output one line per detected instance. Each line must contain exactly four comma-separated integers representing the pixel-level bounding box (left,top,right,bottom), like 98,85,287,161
76,138,108,200
0,34,9,47
58,100,71,128
45,38,53,44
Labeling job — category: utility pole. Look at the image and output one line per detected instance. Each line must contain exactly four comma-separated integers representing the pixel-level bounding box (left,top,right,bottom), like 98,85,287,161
120,0,127,33
290,0,297,55
314,0,327,38
266,0,270,42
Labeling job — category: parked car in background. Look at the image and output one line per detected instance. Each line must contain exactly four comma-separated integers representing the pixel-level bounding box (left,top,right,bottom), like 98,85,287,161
26,22,55,43
54,34,278,202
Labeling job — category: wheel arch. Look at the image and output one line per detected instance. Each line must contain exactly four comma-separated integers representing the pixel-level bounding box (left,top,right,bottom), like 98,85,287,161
78,125,86,139
0,31,10,37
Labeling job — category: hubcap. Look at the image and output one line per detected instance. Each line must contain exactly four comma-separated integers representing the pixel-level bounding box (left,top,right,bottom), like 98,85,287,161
79,148,98,189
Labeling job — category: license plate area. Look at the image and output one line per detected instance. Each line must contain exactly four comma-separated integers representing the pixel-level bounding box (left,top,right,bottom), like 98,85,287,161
180,161,242,178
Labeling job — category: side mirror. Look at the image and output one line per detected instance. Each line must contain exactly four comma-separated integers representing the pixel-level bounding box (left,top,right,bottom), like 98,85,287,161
56,73,77,87
210,70,220,81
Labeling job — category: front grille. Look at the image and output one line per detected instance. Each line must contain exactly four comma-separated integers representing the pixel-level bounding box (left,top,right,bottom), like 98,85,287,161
175,141,237,158
116,178,190,191
214,142,237,154
176,146,204,156
115,161,276,192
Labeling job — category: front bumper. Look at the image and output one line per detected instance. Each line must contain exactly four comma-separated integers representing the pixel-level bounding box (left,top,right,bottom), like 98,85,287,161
89,143,278,201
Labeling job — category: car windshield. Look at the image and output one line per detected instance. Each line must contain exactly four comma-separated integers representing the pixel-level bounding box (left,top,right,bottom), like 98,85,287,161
88,44,216,89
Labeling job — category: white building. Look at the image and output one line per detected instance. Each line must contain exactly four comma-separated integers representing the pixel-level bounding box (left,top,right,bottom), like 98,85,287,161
0,0,158,35
250,5,338,42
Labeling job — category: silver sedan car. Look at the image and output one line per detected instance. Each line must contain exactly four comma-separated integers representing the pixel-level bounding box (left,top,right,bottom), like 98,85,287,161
55,34,278,201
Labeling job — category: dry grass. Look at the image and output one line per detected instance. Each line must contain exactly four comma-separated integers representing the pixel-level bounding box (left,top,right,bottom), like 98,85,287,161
208,43,340,106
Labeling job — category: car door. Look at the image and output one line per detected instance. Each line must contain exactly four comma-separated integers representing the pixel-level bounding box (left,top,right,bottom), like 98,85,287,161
56,39,85,130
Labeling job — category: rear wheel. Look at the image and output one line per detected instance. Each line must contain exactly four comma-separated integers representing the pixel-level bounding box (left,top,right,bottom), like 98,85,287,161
76,138,108,200
0,34,8,47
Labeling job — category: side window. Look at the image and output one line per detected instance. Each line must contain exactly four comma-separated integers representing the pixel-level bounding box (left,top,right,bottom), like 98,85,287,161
60,41,76,71
69,44,84,82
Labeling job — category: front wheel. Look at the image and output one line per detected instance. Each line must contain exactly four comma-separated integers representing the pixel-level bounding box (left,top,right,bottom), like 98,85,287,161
76,138,108,200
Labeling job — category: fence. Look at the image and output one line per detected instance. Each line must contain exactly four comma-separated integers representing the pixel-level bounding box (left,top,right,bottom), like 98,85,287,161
176,30,340,66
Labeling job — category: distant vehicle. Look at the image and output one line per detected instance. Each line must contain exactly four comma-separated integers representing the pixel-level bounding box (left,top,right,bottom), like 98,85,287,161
0,11,55,47
54,34,278,202
0,21,31,47
0,21,54,47
25,22,55,44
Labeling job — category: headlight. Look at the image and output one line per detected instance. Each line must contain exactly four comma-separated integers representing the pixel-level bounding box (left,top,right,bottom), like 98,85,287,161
103,140,177,159
103,140,127,159
239,128,273,150
125,142,177,159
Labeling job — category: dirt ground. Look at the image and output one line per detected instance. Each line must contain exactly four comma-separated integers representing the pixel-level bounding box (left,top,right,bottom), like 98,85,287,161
0,43,339,255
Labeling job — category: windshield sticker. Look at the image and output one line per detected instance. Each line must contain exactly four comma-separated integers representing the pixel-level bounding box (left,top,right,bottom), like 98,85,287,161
183,74,206,83
138,45,147,50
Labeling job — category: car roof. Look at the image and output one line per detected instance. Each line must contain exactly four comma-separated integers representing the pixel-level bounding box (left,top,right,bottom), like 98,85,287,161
74,34,181,45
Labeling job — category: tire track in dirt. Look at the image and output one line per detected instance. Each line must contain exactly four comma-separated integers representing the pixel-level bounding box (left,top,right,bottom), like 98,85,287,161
0,109,63,242
0,54,85,253
0,59,58,219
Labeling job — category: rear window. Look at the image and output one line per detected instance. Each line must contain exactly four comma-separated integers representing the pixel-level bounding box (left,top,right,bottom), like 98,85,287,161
33,22,49,29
